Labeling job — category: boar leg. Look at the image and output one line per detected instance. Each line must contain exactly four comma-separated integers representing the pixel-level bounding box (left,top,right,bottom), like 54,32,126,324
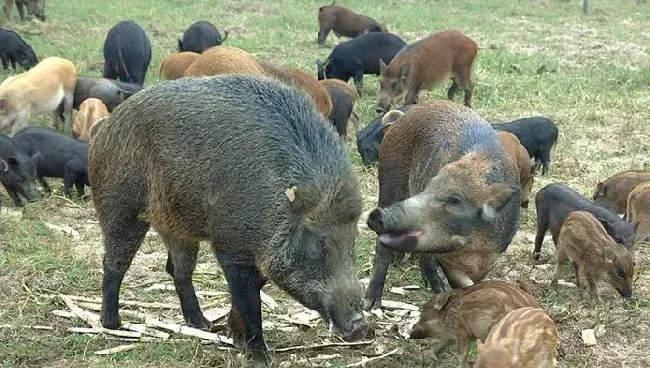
1,55,8,70
404,88,420,105
4,184,23,207
100,219,150,329
447,80,459,100
63,92,74,132
38,176,51,194
572,261,583,288
551,246,567,286
364,241,393,310
533,210,549,260
317,28,330,45
353,72,364,98
455,69,474,108
163,237,212,330
15,0,24,21
216,252,267,353
419,254,448,293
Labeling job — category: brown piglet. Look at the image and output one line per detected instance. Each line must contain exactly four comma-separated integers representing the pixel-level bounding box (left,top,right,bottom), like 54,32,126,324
626,181,650,244
552,211,634,301
159,52,200,81
497,131,534,208
73,98,109,141
593,170,650,216
317,2,386,45
409,280,540,368
475,307,558,368
377,30,477,112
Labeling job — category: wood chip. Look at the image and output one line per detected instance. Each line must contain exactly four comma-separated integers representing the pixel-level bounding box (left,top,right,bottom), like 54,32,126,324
68,327,142,339
581,329,597,346
260,290,277,310
52,310,76,319
59,294,179,310
203,307,229,323
272,340,374,353
389,287,405,296
381,300,419,311
94,344,139,355
402,285,420,290
0,324,53,331
122,323,170,339
144,318,233,346
346,347,401,367
60,294,101,328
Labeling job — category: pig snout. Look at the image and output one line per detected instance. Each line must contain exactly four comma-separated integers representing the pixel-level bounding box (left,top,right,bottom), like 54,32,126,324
21,182,39,203
618,286,634,300
339,313,368,342
367,207,423,251
376,107,386,114
367,208,387,234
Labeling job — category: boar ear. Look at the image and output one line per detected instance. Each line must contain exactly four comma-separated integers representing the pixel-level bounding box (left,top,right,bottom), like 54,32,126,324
0,158,8,172
594,182,605,198
381,110,404,127
432,290,452,310
482,183,519,221
379,59,387,74
597,218,613,233
285,184,318,213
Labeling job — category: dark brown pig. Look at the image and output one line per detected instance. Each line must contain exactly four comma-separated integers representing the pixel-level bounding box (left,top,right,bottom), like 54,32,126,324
317,2,386,45
593,170,650,216
364,101,520,310
497,131,533,208
475,307,558,368
410,281,540,368
159,52,200,81
320,79,358,137
3,0,45,21
552,211,634,301
377,30,477,112
626,182,650,243
89,75,367,359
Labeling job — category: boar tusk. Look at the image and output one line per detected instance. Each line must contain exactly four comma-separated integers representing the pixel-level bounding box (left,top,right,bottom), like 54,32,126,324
0,158,8,172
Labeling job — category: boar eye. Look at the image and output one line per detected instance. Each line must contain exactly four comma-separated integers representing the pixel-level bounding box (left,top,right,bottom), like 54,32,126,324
446,194,463,205
616,267,626,278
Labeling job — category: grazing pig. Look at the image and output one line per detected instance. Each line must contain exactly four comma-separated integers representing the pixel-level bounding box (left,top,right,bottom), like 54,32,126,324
356,104,412,167
3,0,45,21
102,21,152,86
626,182,650,243
475,307,558,368
491,117,559,175
320,79,357,137
316,32,406,96
0,28,37,70
551,211,634,301
73,98,109,141
317,2,386,45
409,281,540,368
0,57,76,135
364,101,520,310
377,31,477,112
159,52,200,81
534,183,637,261
497,131,533,208
0,133,37,206
13,127,89,198
71,77,142,112
593,170,650,215
178,21,228,53
89,75,368,356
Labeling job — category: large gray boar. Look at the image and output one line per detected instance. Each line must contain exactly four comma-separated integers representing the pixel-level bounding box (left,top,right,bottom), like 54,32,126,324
364,101,520,310
89,75,367,357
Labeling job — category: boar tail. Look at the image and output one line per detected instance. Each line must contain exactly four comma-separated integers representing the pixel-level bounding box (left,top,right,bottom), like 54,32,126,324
117,50,131,83
221,30,229,43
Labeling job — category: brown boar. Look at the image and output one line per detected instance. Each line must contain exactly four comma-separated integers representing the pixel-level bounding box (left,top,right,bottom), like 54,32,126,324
0,57,76,135
317,2,386,45
3,0,45,21
475,307,558,368
73,98,109,141
364,101,520,310
319,79,358,136
159,52,200,81
593,170,650,216
626,182,650,243
377,30,477,112
497,131,534,208
410,280,540,368
552,211,634,301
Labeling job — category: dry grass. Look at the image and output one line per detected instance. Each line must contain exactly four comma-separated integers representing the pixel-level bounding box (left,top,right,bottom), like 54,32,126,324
1,0,650,367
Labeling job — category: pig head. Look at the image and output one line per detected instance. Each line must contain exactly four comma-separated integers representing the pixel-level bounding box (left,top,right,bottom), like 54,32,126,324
367,149,519,253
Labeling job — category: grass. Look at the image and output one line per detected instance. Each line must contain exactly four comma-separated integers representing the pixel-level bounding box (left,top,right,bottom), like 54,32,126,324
1,0,650,366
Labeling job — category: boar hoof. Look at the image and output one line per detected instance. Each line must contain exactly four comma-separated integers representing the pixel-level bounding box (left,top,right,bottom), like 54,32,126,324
101,315,122,330
188,317,213,331
533,251,541,261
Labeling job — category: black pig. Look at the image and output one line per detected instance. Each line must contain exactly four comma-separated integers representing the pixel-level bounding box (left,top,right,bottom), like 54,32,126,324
0,27,37,70
0,133,37,207
89,75,368,357
356,104,412,167
178,21,228,53
491,117,558,175
102,21,152,86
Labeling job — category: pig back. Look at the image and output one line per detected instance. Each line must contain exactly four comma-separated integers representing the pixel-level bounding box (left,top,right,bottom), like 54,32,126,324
89,75,355,244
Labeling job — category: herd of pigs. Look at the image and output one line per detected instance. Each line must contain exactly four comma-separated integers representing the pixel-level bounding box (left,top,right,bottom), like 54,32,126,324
0,1,649,367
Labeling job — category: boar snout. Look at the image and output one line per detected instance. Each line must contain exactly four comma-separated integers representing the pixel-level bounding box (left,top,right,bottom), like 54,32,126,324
408,323,428,339
376,107,386,114
618,286,634,300
367,206,423,251
339,313,368,342
367,208,387,234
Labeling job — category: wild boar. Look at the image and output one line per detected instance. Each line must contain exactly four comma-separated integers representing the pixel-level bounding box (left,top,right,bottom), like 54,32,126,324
178,21,228,53
159,52,200,81
626,182,650,243
356,104,413,167
320,79,357,137
551,211,634,301
3,0,45,21
316,32,406,96
317,2,386,45
491,116,559,175
0,132,37,206
377,30,477,112
593,170,650,215
409,281,540,368
0,27,37,70
497,131,533,208
71,77,142,112
534,183,637,261
102,21,152,86
13,127,89,198
475,307,559,368
364,101,520,310
73,98,109,141
89,75,368,357
0,57,76,135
